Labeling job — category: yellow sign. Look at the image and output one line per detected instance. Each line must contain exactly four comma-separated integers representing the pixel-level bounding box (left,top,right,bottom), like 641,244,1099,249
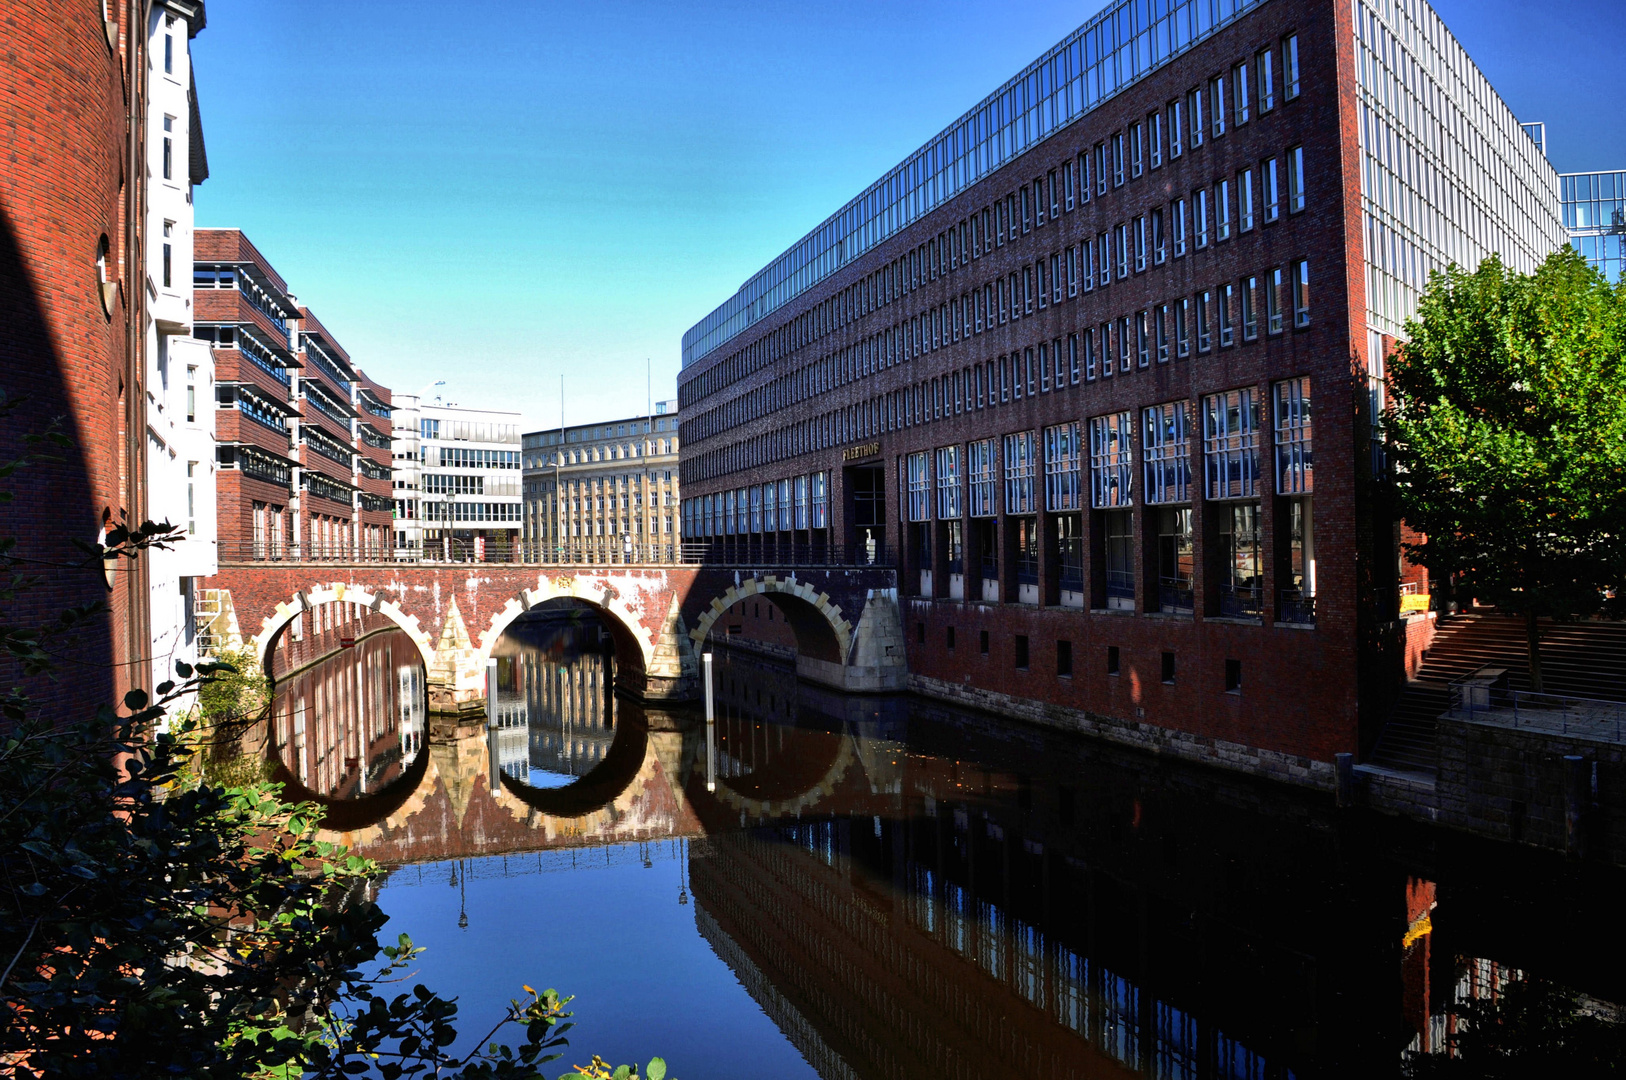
843,442,881,461
1400,593,1430,614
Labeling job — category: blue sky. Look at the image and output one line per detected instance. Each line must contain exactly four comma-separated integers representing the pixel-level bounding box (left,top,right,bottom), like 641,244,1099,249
193,0,1625,430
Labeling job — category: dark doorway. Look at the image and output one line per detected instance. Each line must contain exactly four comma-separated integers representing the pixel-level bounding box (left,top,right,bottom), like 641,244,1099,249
846,465,886,563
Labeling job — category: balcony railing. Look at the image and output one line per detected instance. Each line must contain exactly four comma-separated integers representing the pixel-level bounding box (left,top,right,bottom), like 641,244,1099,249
1279,589,1316,625
1218,583,1263,619
1158,576,1194,614
1105,569,1135,603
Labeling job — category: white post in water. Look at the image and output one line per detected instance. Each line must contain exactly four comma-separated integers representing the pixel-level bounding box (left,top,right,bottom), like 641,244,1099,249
703,651,716,792
486,658,499,728
486,657,500,794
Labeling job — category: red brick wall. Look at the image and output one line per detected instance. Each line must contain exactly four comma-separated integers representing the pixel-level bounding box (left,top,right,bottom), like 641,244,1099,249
0,1,148,720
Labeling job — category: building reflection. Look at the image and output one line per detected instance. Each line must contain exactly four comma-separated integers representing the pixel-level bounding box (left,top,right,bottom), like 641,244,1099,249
498,616,619,783
270,612,424,799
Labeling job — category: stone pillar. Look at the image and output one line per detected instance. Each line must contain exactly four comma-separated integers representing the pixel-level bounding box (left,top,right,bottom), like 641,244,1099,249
845,587,908,692
427,597,487,717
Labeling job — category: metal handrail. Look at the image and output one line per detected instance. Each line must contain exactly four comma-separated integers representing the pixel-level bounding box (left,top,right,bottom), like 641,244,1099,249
1448,678,1626,742
1279,588,1316,625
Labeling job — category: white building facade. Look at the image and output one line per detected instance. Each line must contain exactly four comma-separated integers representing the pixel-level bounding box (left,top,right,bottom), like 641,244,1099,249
391,395,523,561
144,0,216,694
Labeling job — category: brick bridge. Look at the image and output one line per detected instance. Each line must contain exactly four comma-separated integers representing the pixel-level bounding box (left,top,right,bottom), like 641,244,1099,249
203,560,904,704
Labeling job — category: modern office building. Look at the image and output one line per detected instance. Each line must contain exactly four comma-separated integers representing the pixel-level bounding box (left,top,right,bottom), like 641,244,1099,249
677,0,1564,766
1561,169,1625,282
195,229,394,563
391,395,522,561
142,0,216,696
521,400,681,563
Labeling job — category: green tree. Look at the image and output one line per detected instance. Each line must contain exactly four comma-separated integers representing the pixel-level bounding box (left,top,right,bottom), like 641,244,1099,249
1385,248,1626,691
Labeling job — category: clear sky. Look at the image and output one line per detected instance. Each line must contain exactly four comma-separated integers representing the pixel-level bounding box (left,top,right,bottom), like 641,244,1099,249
192,0,1625,431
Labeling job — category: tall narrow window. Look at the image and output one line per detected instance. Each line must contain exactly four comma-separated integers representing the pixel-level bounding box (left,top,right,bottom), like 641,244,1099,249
1067,245,1079,297
1044,423,1082,511
1112,133,1125,187
1203,388,1261,500
1210,74,1226,137
1136,311,1150,368
1268,267,1285,334
1116,224,1130,279
1284,35,1301,100
1120,316,1133,373
1172,198,1187,256
162,115,173,180
1089,412,1133,509
1294,260,1311,327
1143,402,1192,505
1233,61,1250,124
1095,143,1108,196
1098,232,1112,288
1064,160,1076,210
1134,216,1147,273
1100,322,1114,378
161,220,173,288
1257,49,1275,111
907,452,931,523
1197,289,1212,351
1148,111,1163,169
1078,151,1091,203
1238,169,1255,232
1195,189,1210,248
1176,298,1190,357
1220,283,1235,347
1217,179,1232,240
937,445,961,520
1264,158,1280,222
1130,122,1144,177
1275,378,1313,495
1033,179,1045,227
164,29,174,74
1288,146,1306,212
1049,169,1060,218
1156,305,1170,362
185,365,196,421
1188,87,1205,148
1152,208,1166,264
968,439,997,517
1168,100,1184,157
1021,186,1033,232
1241,275,1259,340
1068,333,1080,383
1004,431,1037,515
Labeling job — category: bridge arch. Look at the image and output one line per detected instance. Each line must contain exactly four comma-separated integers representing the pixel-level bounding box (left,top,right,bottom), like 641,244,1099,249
476,577,663,679
688,574,854,665
252,581,435,676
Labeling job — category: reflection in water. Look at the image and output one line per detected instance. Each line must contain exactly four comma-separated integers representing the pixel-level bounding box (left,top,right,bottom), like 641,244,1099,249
269,616,424,798
269,619,1626,1079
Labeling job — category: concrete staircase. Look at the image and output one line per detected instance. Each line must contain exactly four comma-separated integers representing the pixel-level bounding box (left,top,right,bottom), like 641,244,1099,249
1368,614,1626,775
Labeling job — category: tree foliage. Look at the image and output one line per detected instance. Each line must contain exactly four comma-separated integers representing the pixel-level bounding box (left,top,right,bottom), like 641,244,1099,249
1385,248,1626,687
1403,975,1626,1079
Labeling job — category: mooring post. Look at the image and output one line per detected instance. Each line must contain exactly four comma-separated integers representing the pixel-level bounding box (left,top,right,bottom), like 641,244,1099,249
486,658,499,729
1335,753,1356,808
703,651,716,793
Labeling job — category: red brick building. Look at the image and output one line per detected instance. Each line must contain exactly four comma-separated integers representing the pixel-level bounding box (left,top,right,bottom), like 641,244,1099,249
678,0,1564,770
195,229,393,563
0,2,154,719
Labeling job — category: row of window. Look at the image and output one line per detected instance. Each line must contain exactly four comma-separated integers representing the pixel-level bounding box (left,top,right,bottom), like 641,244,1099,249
684,154,1308,449
901,378,1309,523
420,501,524,523
681,473,832,538
681,263,1310,488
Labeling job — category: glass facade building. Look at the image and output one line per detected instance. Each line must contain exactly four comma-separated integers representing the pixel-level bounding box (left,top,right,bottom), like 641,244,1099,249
1562,170,1626,282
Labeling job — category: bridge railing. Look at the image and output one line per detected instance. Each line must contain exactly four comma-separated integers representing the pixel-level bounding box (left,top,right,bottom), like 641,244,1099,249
216,539,895,569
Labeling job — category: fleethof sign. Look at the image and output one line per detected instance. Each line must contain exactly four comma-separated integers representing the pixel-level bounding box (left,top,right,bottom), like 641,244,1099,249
843,442,881,462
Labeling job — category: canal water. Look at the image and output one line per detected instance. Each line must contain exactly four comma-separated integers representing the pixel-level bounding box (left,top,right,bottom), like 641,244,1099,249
267,608,1626,1079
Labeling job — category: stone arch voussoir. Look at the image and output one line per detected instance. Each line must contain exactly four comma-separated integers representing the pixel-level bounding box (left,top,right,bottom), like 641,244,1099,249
688,574,854,664
472,574,658,674
252,581,435,676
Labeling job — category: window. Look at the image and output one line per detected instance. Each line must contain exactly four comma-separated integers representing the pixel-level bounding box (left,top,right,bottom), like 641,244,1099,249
1162,652,1176,683
1148,111,1163,169
1233,61,1250,124
1188,87,1205,148
1064,160,1076,210
1195,189,1210,248
1021,186,1032,232
1218,504,1263,618
1152,209,1166,264
1049,169,1060,218
1294,260,1311,327
1172,199,1187,256
1078,151,1091,203
185,365,196,421
1136,310,1150,368
1238,169,1255,232
186,462,195,534
1210,74,1226,137
1264,158,1280,222
1156,305,1170,362
1003,431,1036,515
1100,322,1114,378
1284,35,1300,100
980,630,990,654
1044,423,1082,511
1066,333,1079,384
1134,216,1147,272
1143,402,1192,505
164,29,174,74
968,438,996,517
1219,283,1235,346
1084,327,1098,380
161,220,172,288
1057,640,1073,677
1216,179,1232,240
1119,316,1133,373
1129,122,1144,177
1112,132,1125,186
1204,388,1261,499
1242,275,1259,339
162,115,173,180
907,451,931,522
1288,146,1305,212
1176,298,1190,357
1095,142,1108,195
1116,224,1130,279
1014,635,1030,671
1098,232,1112,287
1067,245,1079,297
1257,49,1274,112
1197,289,1212,351
1226,659,1243,693
1267,267,1285,333
1089,412,1133,508
1275,378,1313,494
937,445,961,519
1107,646,1121,675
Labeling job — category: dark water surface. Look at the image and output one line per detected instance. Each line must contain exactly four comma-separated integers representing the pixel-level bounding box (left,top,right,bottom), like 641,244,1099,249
268,611,1626,1079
